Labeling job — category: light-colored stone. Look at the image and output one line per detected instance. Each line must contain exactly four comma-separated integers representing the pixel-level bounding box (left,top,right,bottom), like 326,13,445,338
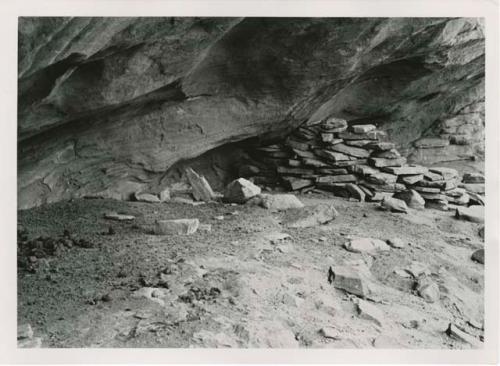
185,167,216,202
471,249,484,264
159,187,171,202
400,174,423,185
455,205,484,223
369,157,407,168
405,261,430,278
154,219,199,235
429,167,458,180
328,265,371,298
357,299,384,327
18,337,42,348
104,212,135,221
345,237,390,253
417,277,440,303
446,323,483,348
393,189,425,209
345,183,366,201
283,203,338,228
260,193,304,211
387,238,405,248
17,324,34,340
380,197,408,213
382,165,428,175
224,178,261,204
134,192,160,203
366,172,398,185
319,326,341,339
352,124,376,133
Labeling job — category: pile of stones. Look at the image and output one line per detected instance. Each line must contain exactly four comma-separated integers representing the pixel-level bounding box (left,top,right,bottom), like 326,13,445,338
240,117,484,210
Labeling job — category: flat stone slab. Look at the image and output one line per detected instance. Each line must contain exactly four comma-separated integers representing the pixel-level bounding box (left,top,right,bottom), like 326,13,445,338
357,299,384,327
382,165,428,175
414,138,450,148
429,167,459,180
352,124,376,133
328,143,371,158
344,237,390,253
365,141,395,151
328,265,371,298
369,157,407,168
455,205,484,223
154,219,200,235
366,172,398,185
446,323,483,348
134,192,161,203
317,174,358,184
104,212,135,221
463,172,485,184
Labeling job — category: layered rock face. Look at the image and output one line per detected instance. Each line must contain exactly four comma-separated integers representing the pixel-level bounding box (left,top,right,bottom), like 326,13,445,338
18,17,485,209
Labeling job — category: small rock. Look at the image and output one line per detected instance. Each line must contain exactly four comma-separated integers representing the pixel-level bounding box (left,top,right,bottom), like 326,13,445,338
198,224,212,232
265,232,291,244
328,265,371,298
18,337,42,348
387,238,405,248
17,324,34,340
380,197,408,213
357,299,384,327
159,187,171,202
104,212,135,221
446,323,483,347
260,193,304,211
352,124,376,133
405,261,430,278
134,192,161,203
214,215,224,221
455,205,484,223
471,249,484,264
394,269,412,278
345,183,366,202
416,277,440,303
283,203,338,228
319,326,341,339
154,219,199,235
462,172,485,184
224,178,261,204
393,189,425,210
344,237,390,253
425,199,449,211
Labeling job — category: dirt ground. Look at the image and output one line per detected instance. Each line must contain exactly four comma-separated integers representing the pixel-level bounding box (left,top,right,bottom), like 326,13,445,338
17,192,484,348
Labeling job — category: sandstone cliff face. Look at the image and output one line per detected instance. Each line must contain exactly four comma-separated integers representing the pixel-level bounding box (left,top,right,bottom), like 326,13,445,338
18,17,485,209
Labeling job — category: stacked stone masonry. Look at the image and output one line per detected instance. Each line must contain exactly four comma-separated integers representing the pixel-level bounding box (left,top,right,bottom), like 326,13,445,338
240,118,484,209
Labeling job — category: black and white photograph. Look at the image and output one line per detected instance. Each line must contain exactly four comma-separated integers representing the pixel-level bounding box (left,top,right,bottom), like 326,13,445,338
1,0,499,364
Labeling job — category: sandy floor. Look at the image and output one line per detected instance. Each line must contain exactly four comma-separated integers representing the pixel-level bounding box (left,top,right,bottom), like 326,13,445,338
17,193,484,348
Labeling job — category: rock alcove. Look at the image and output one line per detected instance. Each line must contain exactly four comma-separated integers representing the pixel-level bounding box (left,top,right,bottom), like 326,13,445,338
18,17,485,209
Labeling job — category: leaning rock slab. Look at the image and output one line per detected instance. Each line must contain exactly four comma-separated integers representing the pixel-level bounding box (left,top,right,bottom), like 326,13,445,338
455,205,484,223
260,194,304,211
224,178,261,204
446,323,483,348
185,167,216,202
357,299,384,327
154,219,199,235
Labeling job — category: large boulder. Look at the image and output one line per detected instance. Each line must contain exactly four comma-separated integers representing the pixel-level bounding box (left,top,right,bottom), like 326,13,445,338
224,178,261,204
